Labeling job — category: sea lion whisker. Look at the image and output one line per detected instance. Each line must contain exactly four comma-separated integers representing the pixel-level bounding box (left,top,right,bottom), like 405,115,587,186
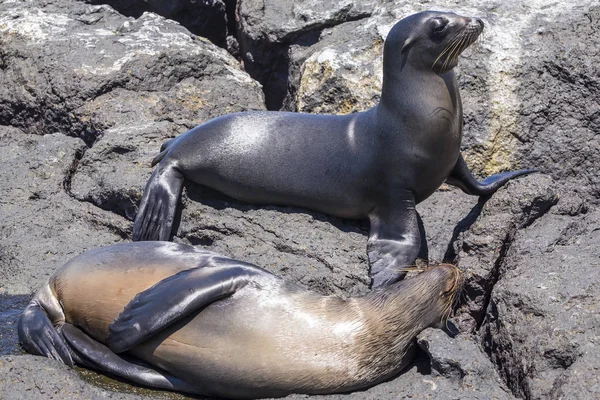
442,42,459,70
436,30,465,63
455,32,471,56
388,265,427,273
454,30,474,62
442,30,468,69
432,32,463,68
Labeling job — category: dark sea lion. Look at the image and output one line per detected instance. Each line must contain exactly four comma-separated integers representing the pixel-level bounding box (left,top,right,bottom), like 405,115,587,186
132,11,533,287
18,241,463,398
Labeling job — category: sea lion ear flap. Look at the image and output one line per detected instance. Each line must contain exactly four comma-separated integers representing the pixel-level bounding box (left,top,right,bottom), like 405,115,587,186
400,36,413,55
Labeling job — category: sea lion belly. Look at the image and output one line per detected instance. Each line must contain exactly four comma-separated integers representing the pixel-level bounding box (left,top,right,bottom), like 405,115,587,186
130,283,366,397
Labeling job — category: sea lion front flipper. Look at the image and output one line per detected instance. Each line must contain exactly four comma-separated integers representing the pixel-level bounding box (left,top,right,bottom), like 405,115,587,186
367,190,421,288
107,261,260,353
446,153,536,196
18,301,74,367
61,324,198,394
132,162,184,241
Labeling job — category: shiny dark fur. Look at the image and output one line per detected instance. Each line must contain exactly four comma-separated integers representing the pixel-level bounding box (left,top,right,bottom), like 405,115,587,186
133,11,533,287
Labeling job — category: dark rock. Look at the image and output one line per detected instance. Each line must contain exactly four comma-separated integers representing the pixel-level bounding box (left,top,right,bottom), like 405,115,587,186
176,187,372,297
416,187,478,264
452,174,559,332
458,4,600,205
0,1,264,146
283,19,384,114
0,128,129,295
85,0,229,47
0,355,187,399
236,0,375,109
0,0,265,220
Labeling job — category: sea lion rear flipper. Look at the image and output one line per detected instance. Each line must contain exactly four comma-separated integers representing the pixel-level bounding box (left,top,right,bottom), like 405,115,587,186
61,324,198,393
18,300,74,367
132,163,184,241
446,153,536,196
107,261,260,353
367,190,421,288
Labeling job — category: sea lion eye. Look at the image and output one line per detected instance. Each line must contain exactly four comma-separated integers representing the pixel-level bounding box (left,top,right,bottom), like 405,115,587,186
432,18,448,35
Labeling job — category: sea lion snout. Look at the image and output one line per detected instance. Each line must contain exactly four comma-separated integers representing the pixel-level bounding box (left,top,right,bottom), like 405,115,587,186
422,264,463,296
465,17,484,34
471,17,484,29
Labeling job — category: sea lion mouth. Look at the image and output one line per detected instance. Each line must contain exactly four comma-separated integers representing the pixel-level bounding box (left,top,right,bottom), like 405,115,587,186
432,18,484,71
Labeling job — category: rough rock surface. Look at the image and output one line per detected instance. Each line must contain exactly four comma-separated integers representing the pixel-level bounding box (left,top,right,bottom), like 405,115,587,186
237,0,376,109
1,0,599,399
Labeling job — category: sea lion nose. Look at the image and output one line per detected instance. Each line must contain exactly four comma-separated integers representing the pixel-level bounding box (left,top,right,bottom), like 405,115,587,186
472,18,484,29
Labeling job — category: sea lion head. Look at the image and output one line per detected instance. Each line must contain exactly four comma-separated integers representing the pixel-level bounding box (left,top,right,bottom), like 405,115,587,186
384,11,484,73
391,264,464,329
420,264,464,328
356,264,463,372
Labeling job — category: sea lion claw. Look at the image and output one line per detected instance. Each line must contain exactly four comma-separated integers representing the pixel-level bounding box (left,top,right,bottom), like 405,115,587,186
132,163,184,241
17,301,74,367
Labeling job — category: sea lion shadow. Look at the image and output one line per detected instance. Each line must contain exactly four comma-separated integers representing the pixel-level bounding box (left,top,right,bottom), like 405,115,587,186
178,182,371,237
442,196,490,263
179,182,454,265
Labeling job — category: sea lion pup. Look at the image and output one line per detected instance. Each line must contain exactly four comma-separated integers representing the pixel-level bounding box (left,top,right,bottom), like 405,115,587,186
19,242,463,398
132,11,532,288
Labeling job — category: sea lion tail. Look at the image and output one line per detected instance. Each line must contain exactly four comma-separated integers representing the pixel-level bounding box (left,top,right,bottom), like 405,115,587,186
151,138,176,167
18,286,74,367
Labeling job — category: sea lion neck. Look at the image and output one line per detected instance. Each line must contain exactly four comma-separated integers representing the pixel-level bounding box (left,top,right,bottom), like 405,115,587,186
378,65,457,120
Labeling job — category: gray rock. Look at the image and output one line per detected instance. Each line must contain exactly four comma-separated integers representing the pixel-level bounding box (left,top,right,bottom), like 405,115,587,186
176,188,372,297
452,174,559,332
479,207,600,399
236,0,375,108
0,0,265,220
0,128,129,295
417,328,512,399
0,355,186,399
0,0,599,399
0,0,265,145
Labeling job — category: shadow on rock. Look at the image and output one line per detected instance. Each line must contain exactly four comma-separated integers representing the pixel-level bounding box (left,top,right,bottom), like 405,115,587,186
183,181,370,236
0,294,29,356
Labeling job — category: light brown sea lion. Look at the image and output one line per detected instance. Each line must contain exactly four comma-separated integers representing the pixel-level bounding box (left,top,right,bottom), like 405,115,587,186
132,10,534,288
19,241,463,398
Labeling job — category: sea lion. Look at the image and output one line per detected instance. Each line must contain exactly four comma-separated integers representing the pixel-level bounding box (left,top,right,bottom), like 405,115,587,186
132,11,534,287
18,241,463,398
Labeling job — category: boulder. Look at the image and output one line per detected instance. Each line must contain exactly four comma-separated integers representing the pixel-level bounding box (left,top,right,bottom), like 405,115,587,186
236,0,375,109
480,207,600,399
84,0,230,47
